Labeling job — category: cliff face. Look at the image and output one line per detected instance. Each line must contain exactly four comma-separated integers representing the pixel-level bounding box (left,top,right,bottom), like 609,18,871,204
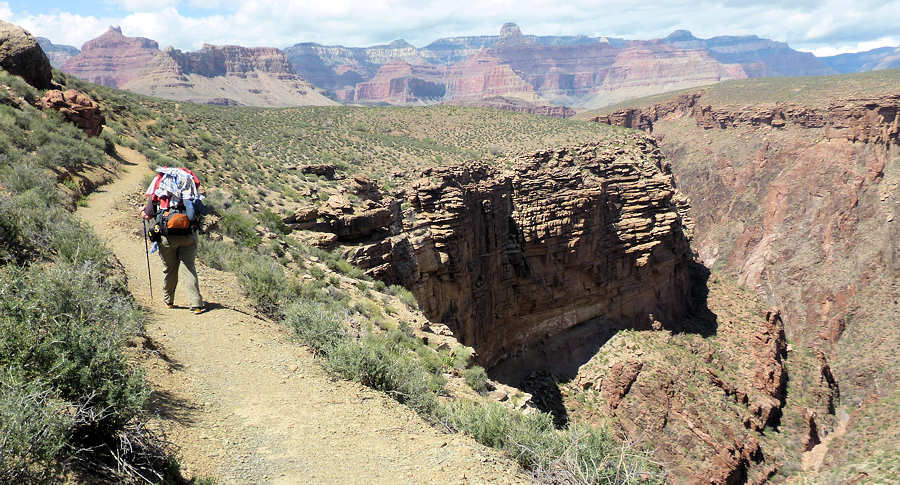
354,60,445,103
62,26,159,87
591,83,899,482
173,44,298,78
343,136,694,367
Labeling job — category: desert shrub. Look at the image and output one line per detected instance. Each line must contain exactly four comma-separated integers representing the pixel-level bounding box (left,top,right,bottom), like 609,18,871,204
462,366,489,392
219,208,261,248
283,300,346,354
234,255,292,316
325,256,367,280
0,263,148,426
0,375,71,483
326,332,443,415
257,208,288,235
389,284,418,309
442,401,663,484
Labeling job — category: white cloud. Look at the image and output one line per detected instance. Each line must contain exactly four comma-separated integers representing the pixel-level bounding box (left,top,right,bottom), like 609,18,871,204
806,37,900,57
110,0,180,13
4,0,899,54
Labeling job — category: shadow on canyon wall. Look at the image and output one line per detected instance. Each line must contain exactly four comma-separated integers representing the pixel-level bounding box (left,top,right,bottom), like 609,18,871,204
487,261,717,427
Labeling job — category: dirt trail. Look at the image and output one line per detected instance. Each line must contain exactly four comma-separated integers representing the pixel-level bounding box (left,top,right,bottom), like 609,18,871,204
77,148,527,484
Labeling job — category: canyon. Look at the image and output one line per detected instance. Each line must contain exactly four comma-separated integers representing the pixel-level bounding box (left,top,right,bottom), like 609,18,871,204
587,72,898,483
3,20,896,483
277,133,839,483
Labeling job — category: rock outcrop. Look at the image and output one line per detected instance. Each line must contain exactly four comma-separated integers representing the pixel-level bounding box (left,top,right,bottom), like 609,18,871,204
0,20,53,89
38,89,105,137
343,136,694,367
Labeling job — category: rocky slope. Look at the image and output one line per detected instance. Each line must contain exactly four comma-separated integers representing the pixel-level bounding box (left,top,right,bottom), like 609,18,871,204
61,27,334,107
587,72,899,483
36,36,80,68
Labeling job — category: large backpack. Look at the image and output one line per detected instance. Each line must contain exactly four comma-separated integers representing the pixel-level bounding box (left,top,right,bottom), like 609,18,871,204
145,167,204,240
156,207,194,236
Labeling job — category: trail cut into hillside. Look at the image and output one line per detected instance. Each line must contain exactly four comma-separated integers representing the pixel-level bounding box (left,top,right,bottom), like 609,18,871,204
76,146,526,484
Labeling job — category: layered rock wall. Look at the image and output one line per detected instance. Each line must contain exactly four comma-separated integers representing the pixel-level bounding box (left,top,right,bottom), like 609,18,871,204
345,136,694,366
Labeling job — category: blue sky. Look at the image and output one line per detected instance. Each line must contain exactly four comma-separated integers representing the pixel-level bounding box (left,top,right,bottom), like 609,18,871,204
3,0,898,56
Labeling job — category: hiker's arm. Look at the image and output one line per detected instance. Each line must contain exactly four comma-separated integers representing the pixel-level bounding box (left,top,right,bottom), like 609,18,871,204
140,198,155,220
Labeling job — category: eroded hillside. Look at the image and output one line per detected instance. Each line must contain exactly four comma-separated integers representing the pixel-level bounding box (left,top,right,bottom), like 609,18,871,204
585,70,900,483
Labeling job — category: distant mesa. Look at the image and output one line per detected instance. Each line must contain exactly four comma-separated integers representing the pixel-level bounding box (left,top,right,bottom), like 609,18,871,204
59,26,335,107
664,29,697,41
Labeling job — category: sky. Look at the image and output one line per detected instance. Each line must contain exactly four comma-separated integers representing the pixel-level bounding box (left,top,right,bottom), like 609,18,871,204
3,0,898,56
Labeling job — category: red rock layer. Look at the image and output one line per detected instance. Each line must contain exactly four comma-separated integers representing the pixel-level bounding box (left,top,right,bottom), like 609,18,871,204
354,60,445,103
443,51,538,101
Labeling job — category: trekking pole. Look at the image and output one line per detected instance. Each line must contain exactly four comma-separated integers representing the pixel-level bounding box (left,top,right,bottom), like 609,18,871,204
142,219,153,300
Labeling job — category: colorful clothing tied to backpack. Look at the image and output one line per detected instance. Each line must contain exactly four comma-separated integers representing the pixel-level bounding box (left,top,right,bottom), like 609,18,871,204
142,166,204,310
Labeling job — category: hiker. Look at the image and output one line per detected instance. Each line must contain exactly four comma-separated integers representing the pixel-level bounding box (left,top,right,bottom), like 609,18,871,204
140,166,205,313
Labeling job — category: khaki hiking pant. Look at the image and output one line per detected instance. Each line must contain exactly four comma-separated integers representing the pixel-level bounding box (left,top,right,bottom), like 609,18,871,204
158,232,203,308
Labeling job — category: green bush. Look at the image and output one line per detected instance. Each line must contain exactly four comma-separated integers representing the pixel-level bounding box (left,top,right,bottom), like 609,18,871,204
442,401,663,484
0,263,148,427
326,332,443,415
257,208,288,235
219,208,261,247
462,366,489,392
283,300,346,354
235,256,292,316
0,374,71,483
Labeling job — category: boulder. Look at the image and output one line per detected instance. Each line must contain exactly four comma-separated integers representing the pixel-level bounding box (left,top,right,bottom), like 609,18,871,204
0,20,53,89
39,89,105,137
301,163,337,179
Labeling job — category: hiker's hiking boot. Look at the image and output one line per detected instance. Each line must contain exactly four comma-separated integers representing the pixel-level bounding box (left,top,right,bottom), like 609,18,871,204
191,306,205,314
166,303,175,309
